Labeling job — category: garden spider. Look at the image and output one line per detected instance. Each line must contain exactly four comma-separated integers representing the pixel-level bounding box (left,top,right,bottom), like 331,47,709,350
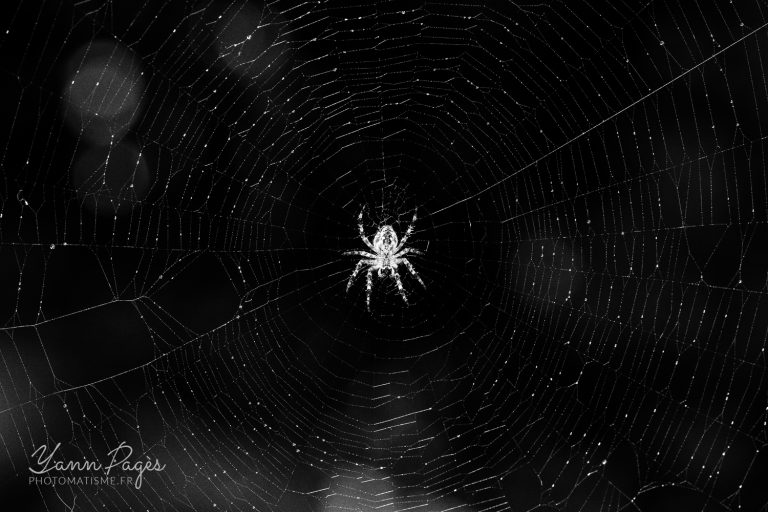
343,207,425,310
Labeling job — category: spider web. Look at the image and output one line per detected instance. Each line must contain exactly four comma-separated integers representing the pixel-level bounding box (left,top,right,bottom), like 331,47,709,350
0,0,767,511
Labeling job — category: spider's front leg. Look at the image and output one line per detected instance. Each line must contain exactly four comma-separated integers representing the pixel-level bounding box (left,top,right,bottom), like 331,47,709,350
365,268,374,311
346,259,368,292
392,269,408,304
400,258,425,288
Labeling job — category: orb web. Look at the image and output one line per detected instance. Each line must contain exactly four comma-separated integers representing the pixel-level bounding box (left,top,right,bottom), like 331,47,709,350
0,1,767,511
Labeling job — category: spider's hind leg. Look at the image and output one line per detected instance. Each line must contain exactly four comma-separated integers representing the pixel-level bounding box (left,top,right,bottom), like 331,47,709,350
395,209,418,252
358,208,375,250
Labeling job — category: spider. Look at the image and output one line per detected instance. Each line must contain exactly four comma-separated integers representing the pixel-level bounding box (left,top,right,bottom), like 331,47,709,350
343,207,425,310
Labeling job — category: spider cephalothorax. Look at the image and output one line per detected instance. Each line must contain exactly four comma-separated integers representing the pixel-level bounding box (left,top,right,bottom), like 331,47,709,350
343,208,425,310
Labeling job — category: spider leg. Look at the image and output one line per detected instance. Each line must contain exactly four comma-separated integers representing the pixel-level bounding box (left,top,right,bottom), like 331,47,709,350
344,250,377,258
365,267,374,311
400,257,425,288
394,247,424,258
392,269,408,304
346,259,368,292
358,208,375,251
394,208,418,252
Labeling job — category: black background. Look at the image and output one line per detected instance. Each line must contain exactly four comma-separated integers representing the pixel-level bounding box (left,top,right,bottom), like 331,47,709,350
0,1,767,511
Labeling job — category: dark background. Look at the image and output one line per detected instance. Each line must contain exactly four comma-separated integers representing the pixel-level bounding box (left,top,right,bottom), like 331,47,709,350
0,0,767,511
